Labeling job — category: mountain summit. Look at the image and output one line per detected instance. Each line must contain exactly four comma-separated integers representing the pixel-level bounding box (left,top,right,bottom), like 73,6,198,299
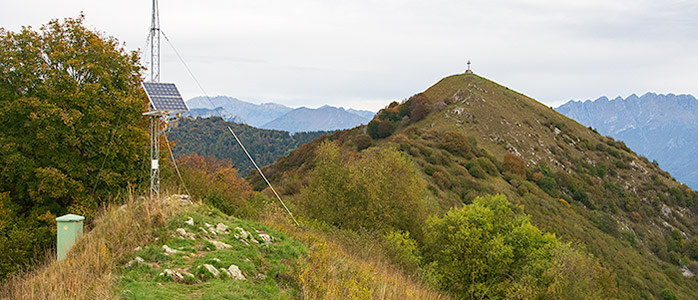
251,73,698,298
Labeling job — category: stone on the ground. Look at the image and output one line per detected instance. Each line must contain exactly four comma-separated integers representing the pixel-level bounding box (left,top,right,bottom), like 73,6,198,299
208,240,233,250
185,217,194,226
201,264,220,277
176,228,196,240
162,244,179,255
257,233,272,245
234,227,250,239
255,273,267,280
160,269,185,281
228,264,246,280
125,256,144,267
215,223,229,234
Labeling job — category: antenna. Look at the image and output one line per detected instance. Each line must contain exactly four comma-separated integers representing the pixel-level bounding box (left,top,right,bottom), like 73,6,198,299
144,0,189,200
150,0,160,82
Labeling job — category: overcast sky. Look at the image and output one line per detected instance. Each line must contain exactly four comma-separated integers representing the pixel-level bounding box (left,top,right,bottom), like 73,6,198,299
2,0,697,111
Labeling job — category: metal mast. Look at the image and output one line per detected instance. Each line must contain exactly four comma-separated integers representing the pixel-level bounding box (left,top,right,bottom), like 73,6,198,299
149,0,161,200
150,0,160,82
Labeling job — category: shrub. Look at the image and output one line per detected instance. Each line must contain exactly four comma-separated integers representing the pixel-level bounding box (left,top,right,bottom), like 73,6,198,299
352,134,372,151
475,157,498,176
503,153,526,177
661,289,679,300
440,130,471,156
178,154,255,217
424,194,616,299
300,142,429,239
383,231,421,273
367,119,395,139
465,162,487,179
407,94,429,122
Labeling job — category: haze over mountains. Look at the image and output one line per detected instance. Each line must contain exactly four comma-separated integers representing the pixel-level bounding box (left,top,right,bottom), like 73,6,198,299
185,96,375,133
556,92,698,188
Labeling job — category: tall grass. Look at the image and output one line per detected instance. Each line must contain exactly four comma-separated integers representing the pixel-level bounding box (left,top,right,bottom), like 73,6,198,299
0,189,189,300
260,202,450,300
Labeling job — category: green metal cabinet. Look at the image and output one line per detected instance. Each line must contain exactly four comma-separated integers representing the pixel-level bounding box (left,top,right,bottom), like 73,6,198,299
55,214,85,261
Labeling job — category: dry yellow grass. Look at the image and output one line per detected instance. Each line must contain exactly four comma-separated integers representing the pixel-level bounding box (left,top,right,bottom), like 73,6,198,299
0,189,189,300
260,202,450,300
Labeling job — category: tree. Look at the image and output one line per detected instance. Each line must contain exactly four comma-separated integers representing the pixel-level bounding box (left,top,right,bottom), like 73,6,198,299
0,15,147,279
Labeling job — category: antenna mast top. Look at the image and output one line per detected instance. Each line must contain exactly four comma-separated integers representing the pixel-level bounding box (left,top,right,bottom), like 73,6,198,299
149,0,160,82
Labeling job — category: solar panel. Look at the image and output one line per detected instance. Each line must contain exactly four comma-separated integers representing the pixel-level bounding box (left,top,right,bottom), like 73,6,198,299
142,82,189,113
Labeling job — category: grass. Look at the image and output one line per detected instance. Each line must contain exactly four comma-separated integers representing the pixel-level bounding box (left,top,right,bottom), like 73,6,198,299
0,189,184,299
118,204,304,299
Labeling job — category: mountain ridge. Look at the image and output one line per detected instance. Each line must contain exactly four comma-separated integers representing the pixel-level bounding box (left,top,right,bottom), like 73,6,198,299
185,96,374,133
556,92,698,188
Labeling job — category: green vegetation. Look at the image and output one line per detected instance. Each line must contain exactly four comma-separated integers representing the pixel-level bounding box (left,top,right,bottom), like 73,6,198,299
424,194,615,299
300,141,429,239
0,16,147,280
169,117,330,175
252,73,698,299
119,204,304,299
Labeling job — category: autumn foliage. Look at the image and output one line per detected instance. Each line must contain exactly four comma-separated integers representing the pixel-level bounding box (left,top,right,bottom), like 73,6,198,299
503,153,526,177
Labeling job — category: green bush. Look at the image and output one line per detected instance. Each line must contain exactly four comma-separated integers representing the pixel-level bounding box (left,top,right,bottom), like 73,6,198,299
300,141,429,239
440,130,471,156
383,231,421,273
423,194,616,299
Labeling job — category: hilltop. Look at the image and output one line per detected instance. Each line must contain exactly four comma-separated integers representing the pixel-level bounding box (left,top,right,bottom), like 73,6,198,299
251,73,698,298
557,93,698,189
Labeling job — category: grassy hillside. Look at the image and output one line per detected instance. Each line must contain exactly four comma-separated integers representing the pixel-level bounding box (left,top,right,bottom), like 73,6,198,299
251,73,698,299
1,190,447,299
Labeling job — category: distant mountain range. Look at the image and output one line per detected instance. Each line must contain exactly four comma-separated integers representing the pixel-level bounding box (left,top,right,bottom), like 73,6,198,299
185,96,375,133
556,92,698,188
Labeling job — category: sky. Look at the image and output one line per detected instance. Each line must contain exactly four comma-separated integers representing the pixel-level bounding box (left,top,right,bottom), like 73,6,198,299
2,0,697,111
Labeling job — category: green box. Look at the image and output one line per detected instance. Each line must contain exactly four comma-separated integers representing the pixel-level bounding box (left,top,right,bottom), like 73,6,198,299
56,214,85,261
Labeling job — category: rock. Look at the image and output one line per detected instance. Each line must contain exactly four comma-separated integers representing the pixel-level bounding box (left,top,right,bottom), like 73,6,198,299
176,228,196,240
185,217,194,226
205,223,213,228
228,265,246,280
257,233,272,245
234,227,250,239
199,227,209,234
255,273,266,280
234,227,258,244
162,245,179,255
125,256,144,267
209,240,233,250
683,266,695,278
215,223,229,234
160,269,184,281
134,246,142,252
202,264,220,277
